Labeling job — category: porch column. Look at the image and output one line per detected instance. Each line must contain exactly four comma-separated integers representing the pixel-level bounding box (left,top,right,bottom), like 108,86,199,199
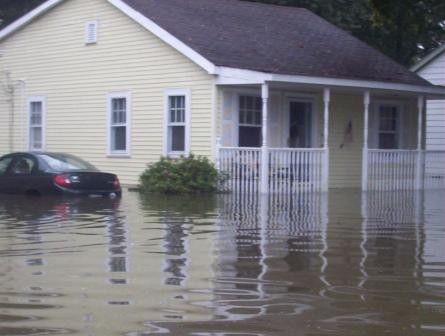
361,91,370,191
322,88,330,192
415,96,424,190
260,83,269,194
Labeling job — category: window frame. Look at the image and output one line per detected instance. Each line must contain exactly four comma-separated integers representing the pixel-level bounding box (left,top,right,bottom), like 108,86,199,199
164,89,191,157
107,92,131,157
237,94,262,148
27,96,46,152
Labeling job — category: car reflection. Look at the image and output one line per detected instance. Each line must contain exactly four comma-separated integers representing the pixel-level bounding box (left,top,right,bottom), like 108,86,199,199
0,194,121,223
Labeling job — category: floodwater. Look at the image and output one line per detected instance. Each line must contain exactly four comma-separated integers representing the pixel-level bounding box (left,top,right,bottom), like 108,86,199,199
0,190,444,336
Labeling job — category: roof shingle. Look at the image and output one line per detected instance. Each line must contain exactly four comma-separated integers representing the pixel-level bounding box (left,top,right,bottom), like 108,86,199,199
122,0,431,86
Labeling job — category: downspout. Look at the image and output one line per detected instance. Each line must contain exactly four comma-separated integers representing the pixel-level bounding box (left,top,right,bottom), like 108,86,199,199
18,79,26,151
1,72,26,153
2,72,15,152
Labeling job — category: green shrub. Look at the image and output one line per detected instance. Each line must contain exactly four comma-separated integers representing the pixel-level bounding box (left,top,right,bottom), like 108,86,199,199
139,154,221,194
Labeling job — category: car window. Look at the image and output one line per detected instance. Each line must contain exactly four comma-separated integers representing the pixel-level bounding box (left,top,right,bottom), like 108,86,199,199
10,157,35,175
38,154,97,172
0,157,13,176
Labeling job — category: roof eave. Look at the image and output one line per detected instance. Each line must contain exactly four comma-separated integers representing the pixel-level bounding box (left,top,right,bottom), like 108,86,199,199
411,44,445,72
215,66,445,98
0,0,65,41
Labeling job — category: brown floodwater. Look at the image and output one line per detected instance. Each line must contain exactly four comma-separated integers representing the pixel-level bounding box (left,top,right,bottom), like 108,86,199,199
0,189,444,335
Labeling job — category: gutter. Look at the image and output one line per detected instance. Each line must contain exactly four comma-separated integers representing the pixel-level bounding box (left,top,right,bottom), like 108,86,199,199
215,66,445,98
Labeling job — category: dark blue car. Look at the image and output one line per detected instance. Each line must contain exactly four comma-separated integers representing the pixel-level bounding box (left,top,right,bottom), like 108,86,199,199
0,152,121,197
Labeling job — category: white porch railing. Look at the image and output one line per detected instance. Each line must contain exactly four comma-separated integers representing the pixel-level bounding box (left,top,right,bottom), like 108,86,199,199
368,150,418,190
367,149,445,190
269,148,325,193
218,147,261,193
218,147,325,193
219,148,445,193
424,150,445,189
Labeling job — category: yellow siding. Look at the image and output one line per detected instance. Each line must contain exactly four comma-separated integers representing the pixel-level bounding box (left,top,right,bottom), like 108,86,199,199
0,0,214,185
328,94,419,188
328,94,364,188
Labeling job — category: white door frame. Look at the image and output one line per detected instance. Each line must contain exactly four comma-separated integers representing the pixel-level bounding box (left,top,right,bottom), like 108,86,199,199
283,94,318,148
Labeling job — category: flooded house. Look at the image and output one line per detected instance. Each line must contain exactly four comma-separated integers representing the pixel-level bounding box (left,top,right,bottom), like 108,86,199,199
1,0,444,193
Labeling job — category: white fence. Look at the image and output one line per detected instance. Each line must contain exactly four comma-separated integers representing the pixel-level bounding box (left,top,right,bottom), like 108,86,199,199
218,147,325,193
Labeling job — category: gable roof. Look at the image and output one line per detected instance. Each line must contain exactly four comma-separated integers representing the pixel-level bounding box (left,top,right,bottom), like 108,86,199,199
119,0,430,87
411,44,445,72
0,0,434,88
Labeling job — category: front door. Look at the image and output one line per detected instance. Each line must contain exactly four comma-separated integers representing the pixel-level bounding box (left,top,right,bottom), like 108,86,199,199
288,101,312,148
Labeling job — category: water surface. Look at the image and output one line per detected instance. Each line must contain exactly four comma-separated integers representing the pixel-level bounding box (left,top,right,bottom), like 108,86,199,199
0,190,444,335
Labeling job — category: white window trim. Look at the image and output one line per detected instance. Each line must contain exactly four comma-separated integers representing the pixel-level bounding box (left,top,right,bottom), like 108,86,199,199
27,96,46,151
164,89,191,158
373,100,405,149
107,91,131,157
85,20,98,45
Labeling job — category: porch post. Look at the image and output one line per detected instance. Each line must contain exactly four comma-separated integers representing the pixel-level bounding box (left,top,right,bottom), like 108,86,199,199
260,83,269,194
322,88,330,192
362,91,370,191
415,96,424,190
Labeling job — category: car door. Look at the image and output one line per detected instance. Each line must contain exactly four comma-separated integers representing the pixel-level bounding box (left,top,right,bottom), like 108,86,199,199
0,155,15,193
7,154,39,194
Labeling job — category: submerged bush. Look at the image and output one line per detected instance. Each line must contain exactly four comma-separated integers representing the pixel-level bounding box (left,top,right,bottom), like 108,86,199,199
139,154,221,194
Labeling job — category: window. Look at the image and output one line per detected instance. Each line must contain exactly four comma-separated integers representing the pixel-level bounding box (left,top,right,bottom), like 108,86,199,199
108,92,131,155
10,157,35,175
378,105,400,149
0,157,13,176
238,95,262,147
85,21,98,44
165,89,190,156
28,98,45,151
37,153,97,172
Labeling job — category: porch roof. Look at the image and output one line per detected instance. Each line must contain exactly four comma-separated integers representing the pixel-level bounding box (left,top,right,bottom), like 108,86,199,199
215,67,445,98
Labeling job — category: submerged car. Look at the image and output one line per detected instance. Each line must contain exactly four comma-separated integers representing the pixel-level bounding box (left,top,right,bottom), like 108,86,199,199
0,152,121,197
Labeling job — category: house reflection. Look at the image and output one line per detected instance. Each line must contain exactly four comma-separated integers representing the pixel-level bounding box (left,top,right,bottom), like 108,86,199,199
106,206,129,285
211,188,442,328
213,191,329,320
139,193,218,290
161,215,188,287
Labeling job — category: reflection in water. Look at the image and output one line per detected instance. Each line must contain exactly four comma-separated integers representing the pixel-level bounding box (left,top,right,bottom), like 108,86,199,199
0,189,443,335
213,192,328,321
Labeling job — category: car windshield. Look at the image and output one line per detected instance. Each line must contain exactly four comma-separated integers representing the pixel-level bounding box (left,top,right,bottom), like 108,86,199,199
38,154,98,172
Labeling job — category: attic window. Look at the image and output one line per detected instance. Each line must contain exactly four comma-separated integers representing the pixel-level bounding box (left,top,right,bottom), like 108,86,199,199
85,21,98,44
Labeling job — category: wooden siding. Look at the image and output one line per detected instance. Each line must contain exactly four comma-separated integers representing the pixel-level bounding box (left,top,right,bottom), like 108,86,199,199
417,52,445,150
0,0,214,185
